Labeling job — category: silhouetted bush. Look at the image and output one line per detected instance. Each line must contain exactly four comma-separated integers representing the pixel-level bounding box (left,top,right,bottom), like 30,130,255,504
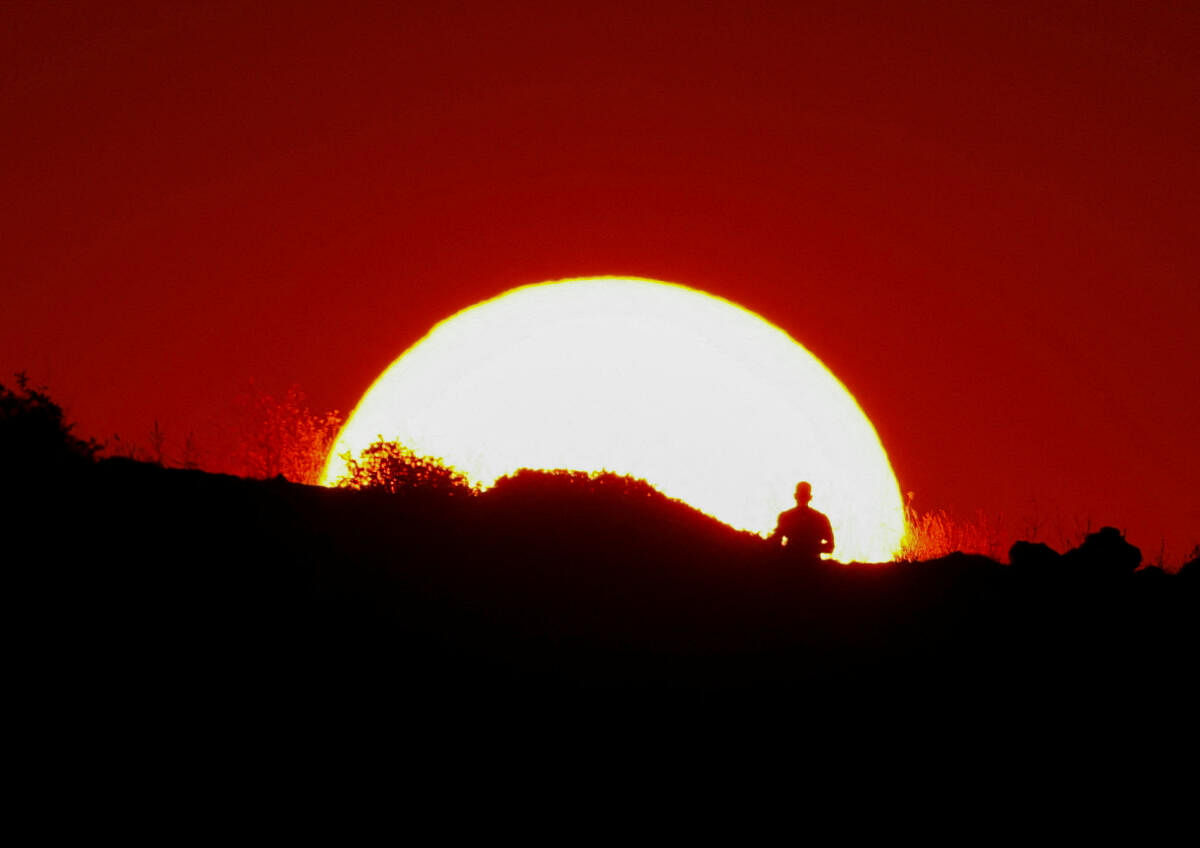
335,438,477,497
1,373,99,477
1063,526,1141,576
489,468,665,500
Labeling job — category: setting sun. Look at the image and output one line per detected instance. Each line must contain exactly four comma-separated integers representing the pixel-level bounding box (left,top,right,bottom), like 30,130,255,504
322,277,905,561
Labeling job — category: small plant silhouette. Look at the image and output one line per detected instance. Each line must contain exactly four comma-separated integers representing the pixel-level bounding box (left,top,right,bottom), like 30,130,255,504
335,437,478,497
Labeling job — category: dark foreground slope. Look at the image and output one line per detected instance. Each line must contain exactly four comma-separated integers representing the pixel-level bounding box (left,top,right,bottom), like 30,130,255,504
12,459,1199,710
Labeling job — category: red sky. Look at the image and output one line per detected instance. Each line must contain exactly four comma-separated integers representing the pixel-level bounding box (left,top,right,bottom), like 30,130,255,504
3,1,1197,560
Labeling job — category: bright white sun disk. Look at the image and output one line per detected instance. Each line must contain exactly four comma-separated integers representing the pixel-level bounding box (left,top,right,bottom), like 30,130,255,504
322,277,905,561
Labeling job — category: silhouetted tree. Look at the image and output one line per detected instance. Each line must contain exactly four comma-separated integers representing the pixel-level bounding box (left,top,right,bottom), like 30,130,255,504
0,373,99,476
335,438,477,497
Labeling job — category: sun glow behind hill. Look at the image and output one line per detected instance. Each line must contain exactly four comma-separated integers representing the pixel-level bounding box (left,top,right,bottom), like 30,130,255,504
323,277,906,561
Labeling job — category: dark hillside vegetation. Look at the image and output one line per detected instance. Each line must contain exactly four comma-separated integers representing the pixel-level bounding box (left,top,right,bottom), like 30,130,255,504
12,454,1198,705
6,382,1197,716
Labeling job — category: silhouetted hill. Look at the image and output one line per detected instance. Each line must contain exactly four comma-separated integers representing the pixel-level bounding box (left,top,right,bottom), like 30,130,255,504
12,454,1197,720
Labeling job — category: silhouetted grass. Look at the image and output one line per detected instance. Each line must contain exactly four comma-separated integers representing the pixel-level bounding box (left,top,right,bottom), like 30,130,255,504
898,505,1007,562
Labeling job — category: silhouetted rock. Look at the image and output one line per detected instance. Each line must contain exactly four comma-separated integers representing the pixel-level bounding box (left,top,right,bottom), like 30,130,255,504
1009,540,1061,571
1063,526,1141,575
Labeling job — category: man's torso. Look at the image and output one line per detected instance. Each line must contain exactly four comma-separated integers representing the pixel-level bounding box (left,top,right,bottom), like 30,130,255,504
778,506,831,558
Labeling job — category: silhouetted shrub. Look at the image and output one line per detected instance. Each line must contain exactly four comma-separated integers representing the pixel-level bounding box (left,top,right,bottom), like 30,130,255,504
489,468,664,500
1,373,99,476
1063,526,1141,575
335,438,477,497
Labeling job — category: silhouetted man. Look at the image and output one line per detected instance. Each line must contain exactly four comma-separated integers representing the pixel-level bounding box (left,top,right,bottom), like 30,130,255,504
769,481,834,564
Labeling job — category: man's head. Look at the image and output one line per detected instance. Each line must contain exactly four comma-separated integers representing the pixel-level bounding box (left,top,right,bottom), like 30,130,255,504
794,481,813,505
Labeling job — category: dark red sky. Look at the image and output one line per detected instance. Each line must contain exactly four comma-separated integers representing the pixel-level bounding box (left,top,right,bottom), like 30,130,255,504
3,2,1197,559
